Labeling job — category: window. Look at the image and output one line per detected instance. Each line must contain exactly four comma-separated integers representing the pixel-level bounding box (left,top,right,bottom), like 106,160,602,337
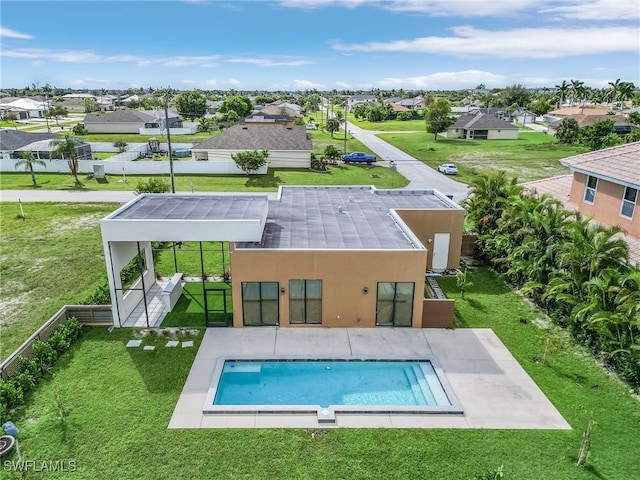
289,280,322,324
584,175,598,204
242,282,279,326
621,186,638,219
376,282,414,327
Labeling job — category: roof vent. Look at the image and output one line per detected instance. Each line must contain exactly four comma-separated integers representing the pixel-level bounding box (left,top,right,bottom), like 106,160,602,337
242,126,248,130
337,206,345,214
349,196,355,202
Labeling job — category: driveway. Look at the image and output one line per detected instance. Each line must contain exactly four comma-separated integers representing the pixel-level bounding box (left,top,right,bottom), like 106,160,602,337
346,121,469,203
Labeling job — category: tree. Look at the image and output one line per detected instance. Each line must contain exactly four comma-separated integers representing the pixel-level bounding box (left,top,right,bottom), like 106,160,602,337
15,151,46,186
134,178,170,194
71,124,88,135
84,98,98,113
500,84,531,108
424,99,454,141
219,95,252,119
555,118,580,144
628,111,640,126
570,79,585,105
579,119,616,151
197,117,215,133
50,133,82,186
113,141,128,153
325,118,341,138
46,105,68,126
456,268,474,300
554,80,570,106
323,145,342,163
530,98,552,117
231,149,269,175
3,111,19,129
175,91,207,120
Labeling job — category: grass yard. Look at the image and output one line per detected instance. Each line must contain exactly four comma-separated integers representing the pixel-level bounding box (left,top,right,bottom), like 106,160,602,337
161,281,232,327
377,131,588,183
0,202,117,359
3,267,639,479
349,117,425,132
77,131,218,144
1,165,408,192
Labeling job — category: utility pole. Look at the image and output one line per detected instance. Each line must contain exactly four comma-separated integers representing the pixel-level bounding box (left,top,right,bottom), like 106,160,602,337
163,91,175,194
43,94,51,133
343,105,348,154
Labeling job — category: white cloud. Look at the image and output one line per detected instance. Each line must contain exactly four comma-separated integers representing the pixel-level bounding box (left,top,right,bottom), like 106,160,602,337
335,81,351,88
333,26,640,58
0,48,220,67
205,79,218,86
375,70,508,89
0,27,34,39
226,79,241,87
227,57,314,67
280,0,539,17
294,79,325,89
69,77,110,86
540,0,639,21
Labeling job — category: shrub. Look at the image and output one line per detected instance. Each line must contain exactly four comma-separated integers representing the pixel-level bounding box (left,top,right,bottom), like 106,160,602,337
134,177,170,194
0,379,23,410
71,124,88,135
48,329,71,354
33,340,57,372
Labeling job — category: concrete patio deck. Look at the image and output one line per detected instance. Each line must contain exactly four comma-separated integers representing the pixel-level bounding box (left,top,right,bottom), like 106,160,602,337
168,328,571,429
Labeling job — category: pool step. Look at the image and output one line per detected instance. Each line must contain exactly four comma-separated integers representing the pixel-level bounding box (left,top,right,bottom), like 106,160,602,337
404,367,429,404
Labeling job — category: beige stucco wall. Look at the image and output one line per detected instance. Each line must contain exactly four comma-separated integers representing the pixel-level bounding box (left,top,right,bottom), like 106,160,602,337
192,148,310,168
394,209,465,270
447,127,463,139
84,123,142,134
487,129,518,140
570,173,639,237
229,248,427,328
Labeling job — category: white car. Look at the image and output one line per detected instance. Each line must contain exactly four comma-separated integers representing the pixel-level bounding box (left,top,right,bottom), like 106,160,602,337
305,124,317,130
438,163,458,175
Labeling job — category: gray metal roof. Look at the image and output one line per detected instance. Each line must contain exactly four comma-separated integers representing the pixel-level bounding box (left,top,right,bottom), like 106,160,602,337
452,113,517,130
110,194,267,220
83,108,156,124
192,124,312,151
236,186,457,250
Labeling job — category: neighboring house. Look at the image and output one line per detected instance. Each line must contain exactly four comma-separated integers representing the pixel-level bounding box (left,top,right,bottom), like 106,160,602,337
348,95,377,110
244,113,295,126
100,186,465,328
522,142,640,265
548,114,632,135
259,105,302,118
544,105,610,123
511,109,537,125
0,129,60,159
396,96,424,110
0,98,48,119
191,124,312,169
388,103,411,113
447,112,519,140
83,108,183,134
16,138,93,161
268,101,301,114
562,142,639,237
383,97,402,104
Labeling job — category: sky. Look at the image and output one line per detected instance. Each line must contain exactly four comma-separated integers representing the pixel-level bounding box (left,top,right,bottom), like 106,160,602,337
1,0,639,92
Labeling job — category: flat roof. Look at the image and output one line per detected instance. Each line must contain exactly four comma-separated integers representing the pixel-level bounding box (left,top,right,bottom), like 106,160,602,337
109,194,267,221
101,194,269,242
236,186,460,250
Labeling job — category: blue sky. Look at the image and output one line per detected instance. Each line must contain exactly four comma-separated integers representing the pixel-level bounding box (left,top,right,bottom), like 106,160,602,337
1,0,639,91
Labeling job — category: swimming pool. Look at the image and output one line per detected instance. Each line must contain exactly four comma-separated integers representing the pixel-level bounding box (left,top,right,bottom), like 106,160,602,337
203,358,463,418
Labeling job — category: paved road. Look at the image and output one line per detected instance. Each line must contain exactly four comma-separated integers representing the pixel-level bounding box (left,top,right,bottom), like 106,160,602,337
345,120,469,203
0,189,138,203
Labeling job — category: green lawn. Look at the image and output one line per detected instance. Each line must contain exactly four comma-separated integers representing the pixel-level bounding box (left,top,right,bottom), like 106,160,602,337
76,131,218,144
3,267,639,479
1,165,408,192
161,281,232,327
377,131,588,183
0,202,118,359
349,117,425,132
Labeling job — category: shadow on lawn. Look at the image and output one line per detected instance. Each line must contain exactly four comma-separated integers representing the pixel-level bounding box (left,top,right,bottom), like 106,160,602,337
245,170,281,188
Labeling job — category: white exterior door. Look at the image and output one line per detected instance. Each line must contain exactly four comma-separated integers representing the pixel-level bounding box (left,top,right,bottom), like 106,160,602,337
432,233,450,271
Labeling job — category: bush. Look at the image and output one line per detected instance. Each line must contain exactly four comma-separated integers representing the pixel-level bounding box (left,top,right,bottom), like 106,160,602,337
82,280,110,305
0,318,84,420
134,177,170,194
71,124,88,135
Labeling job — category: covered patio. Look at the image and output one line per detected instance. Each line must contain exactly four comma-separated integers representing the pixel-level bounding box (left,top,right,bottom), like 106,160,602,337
100,193,269,328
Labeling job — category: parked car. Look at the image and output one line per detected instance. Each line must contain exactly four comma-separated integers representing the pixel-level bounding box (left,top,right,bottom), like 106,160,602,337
437,163,458,175
305,124,317,130
342,152,377,164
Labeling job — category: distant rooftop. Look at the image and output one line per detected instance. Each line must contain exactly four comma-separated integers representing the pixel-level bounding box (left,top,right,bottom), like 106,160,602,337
236,186,460,250
561,141,640,188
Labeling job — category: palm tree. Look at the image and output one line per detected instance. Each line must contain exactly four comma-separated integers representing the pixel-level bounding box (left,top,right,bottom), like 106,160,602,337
570,79,585,106
15,151,46,186
325,118,340,138
606,79,622,108
50,133,82,187
554,80,570,107
616,82,636,109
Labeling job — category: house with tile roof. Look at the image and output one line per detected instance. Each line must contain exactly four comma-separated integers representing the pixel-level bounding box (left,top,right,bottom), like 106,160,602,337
190,124,312,170
447,112,518,140
548,114,632,135
562,141,639,237
522,142,640,265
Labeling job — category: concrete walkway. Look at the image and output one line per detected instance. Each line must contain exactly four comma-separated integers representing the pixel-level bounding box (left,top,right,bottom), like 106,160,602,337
168,327,570,429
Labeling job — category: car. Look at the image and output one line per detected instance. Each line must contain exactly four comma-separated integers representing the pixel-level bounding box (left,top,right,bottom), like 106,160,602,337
437,163,458,175
305,124,317,130
341,152,377,164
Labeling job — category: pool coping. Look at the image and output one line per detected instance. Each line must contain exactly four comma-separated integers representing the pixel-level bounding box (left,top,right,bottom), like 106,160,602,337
202,356,464,418
168,328,572,429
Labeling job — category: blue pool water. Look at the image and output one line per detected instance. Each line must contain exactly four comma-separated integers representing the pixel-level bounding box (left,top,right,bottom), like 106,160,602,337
213,360,451,408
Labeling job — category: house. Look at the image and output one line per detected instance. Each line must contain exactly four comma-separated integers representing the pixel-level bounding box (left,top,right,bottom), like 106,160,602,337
244,113,295,126
544,105,610,123
83,108,184,134
447,112,519,140
0,129,61,159
0,98,49,119
396,96,424,110
99,186,465,328
388,103,411,113
548,114,632,135
522,142,640,265
191,124,312,170
347,95,377,110
562,142,639,238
